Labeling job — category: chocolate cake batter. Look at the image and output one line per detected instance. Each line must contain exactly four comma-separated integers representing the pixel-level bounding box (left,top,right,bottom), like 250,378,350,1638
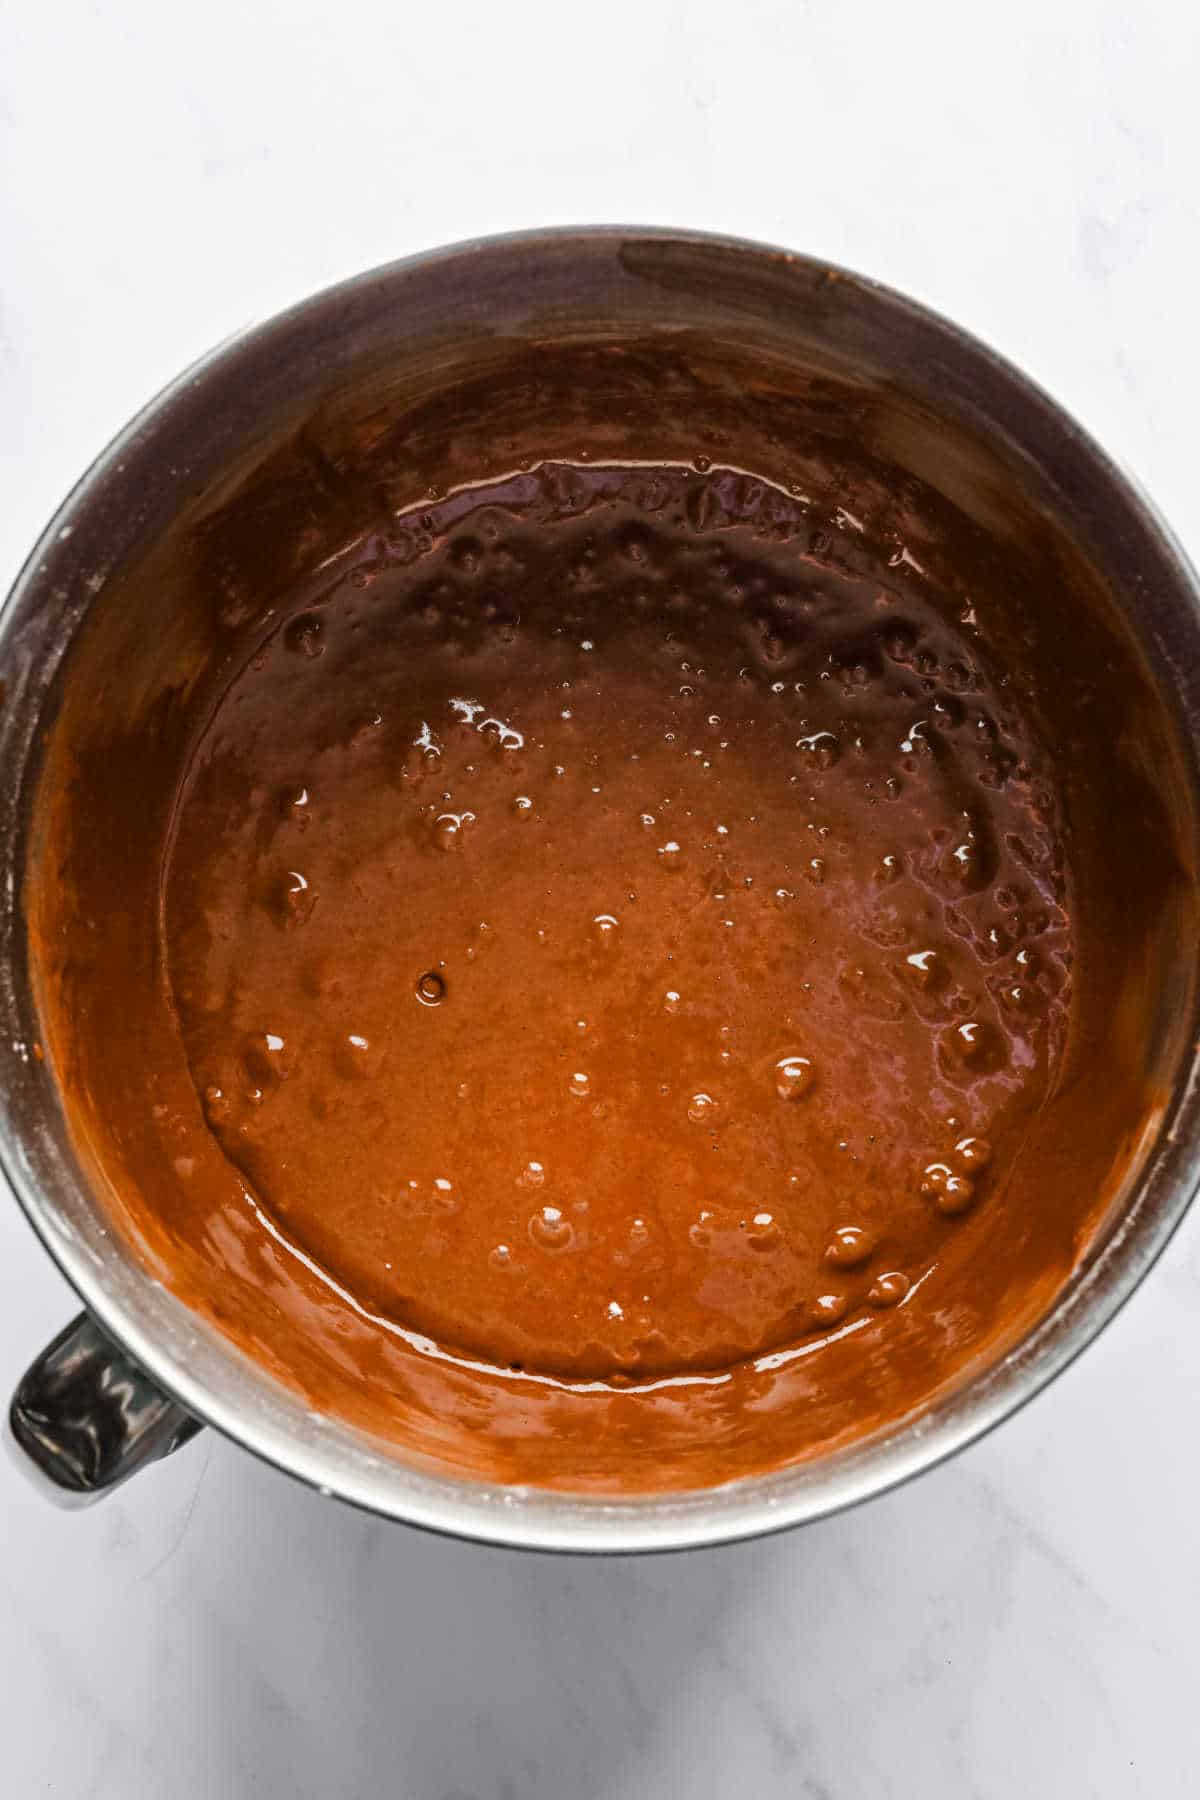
29,338,1183,1493
165,464,1069,1382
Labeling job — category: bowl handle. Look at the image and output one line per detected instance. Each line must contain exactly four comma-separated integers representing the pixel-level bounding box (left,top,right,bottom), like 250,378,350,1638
8,1312,202,1502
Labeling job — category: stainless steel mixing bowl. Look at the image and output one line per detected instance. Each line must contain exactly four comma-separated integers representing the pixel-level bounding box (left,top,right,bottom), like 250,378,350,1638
3,228,1199,1550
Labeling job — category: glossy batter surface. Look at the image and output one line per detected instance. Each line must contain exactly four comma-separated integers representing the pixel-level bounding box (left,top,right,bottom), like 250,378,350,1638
163,464,1071,1385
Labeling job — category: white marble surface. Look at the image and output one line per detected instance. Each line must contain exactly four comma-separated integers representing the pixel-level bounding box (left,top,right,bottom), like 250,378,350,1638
3,1,1200,1792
